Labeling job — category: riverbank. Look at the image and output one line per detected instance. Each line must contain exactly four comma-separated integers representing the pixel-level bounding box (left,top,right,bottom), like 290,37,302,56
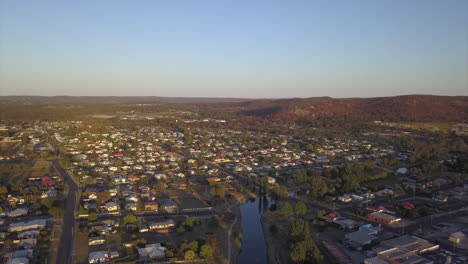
226,188,257,264
261,210,289,264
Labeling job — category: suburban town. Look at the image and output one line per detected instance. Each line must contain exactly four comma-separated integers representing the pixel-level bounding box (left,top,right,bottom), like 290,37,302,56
0,109,467,264
1,1,468,264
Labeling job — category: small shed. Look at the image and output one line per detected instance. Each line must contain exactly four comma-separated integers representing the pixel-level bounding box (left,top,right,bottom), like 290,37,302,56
449,232,465,244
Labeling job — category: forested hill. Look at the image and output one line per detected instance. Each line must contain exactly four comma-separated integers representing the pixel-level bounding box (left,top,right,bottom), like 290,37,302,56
235,95,468,123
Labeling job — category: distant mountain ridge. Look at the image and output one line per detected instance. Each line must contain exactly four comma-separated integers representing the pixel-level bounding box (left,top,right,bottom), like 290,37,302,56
0,94,466,123
0,96,251,104
235,95,468,123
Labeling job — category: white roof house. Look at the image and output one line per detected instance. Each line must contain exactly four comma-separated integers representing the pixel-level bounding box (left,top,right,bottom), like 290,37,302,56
9,219,47,232
8,208,29,218
138,243,167,259
88,251,109,264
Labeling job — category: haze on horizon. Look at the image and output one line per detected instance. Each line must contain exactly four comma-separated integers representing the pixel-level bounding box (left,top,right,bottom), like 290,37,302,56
0,0,467,98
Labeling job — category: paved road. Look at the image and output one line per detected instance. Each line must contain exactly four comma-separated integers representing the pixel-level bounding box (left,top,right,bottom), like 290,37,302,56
53,159,78,264
88,209,216,221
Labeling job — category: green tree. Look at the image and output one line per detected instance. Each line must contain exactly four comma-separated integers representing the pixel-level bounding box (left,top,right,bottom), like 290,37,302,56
88,212,98,222
78,205,88,215
279,202,293,220
188,240,199,252
295,170,308,184
208,216,219,229
123,214,139,226
200,244,213,258
316,210,326,218
290,218,309,242
41,196,57,209
184,250,196,260
290,241,307,263
270,185,288,200
165,249,174,258
294,201,307,216
185,217,195,227
49,207,64,219
308,173,328,200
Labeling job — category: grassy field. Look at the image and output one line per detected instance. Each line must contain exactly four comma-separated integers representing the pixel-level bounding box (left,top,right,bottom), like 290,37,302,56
0,160,54,185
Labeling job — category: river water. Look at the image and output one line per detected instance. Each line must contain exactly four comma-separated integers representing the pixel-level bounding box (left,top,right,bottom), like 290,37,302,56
237,196,272,264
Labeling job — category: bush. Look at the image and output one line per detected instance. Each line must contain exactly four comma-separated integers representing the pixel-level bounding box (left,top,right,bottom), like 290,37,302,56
184,250,196,260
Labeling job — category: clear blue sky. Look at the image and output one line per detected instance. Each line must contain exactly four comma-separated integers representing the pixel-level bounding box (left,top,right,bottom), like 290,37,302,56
1,0,467,98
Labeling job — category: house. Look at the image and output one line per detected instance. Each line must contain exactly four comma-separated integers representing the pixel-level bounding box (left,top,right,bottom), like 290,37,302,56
125,202,137,211
364,235,441,264
139,224,149,233
105,202,119,212
137,243,167,259
18,230,40,239
322,212,340,222
7,196,26,206
84,201,98,210
380,235,439,254
154,174,167,180
109,251,119,259
368,212,401,225
8,208,29,218
333,219,357,230
19,238,37,249
41,189,57,198
359,224,382,236
89,236,106,246
338,194,353,203
4,249,33,260
395,167,408,175
159,199,178,213
267,177,276,185
127,174,140,182
449,232,465,244
125,195,139,203
41,176,55,187
400,201,415,210
366,206,384,213
144,202,158,212
88,193,98,200
9,219,47,232
148,219,175,231
88,251,109,264
345,230,377,250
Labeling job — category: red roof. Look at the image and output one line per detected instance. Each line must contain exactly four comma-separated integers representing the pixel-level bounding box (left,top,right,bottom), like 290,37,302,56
401,201,415,208
323,212,339,220
41,176,55,186
367,206,382,212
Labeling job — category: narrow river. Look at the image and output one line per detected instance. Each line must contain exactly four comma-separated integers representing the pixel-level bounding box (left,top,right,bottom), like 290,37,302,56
237,196,272,264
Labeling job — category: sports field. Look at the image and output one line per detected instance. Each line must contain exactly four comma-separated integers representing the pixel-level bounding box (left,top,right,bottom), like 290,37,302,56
0,160,54,185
